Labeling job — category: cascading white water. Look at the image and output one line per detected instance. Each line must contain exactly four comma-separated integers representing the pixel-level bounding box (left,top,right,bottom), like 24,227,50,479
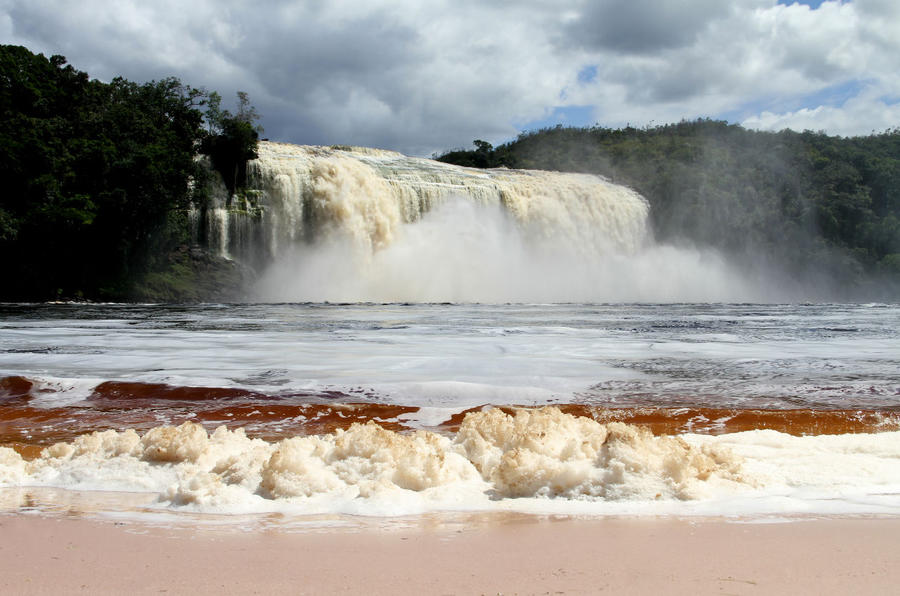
205,141,763,302
243,142,650,256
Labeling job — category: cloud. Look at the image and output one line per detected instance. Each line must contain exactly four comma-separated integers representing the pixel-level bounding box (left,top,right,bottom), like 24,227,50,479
562,0,900,134
3,0,900,155
564,0,733,55
742,83,900,135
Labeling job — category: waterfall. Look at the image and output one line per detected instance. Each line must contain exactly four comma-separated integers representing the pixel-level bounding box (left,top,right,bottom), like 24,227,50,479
200,141,757,302
242,142,649,256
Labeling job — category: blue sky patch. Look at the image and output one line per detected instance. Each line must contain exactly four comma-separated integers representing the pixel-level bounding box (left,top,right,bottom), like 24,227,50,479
516,105,596,133
577,65,598,85
719,79,867,122
776,0,830,9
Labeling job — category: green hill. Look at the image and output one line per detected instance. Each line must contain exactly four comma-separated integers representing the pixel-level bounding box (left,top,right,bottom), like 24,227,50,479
438,121,900,299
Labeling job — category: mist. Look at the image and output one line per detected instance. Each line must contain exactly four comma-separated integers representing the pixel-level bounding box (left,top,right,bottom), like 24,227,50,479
253,198,789,303
203,141,854,304
454,122,900,303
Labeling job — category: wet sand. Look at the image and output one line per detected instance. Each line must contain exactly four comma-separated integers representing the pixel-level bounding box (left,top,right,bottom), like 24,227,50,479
1,514,898,595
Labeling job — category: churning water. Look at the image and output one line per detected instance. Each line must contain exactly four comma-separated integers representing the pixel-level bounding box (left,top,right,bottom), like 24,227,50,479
2,144,898,519
1,302,898,518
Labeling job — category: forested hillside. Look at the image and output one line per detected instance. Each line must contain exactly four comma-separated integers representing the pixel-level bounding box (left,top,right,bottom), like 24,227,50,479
0,45,258,301
439,122,900,296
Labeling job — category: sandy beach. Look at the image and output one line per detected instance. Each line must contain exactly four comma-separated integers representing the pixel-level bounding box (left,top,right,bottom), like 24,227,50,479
1,513,898,595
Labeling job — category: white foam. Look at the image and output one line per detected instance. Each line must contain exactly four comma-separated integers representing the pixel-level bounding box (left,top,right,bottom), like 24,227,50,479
4,303,896,411
395,407,465,429
28,377,103,407
3,408,898,518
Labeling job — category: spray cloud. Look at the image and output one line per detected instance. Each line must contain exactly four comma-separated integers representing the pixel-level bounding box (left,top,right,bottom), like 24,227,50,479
206,142,782,303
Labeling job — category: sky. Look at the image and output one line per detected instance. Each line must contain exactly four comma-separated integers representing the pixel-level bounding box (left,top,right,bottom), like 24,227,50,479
3,0,899,156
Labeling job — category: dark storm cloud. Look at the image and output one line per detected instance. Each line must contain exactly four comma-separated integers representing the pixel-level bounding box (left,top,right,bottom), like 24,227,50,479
234,8,423,99
565,0,733,55
212,5,430,147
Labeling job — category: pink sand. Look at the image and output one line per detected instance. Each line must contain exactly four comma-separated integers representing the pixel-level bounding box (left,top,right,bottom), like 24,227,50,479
2,514,898,594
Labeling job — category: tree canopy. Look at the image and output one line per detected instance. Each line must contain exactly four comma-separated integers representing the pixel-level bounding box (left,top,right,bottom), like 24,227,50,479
0,45,260,300
201,90,263,193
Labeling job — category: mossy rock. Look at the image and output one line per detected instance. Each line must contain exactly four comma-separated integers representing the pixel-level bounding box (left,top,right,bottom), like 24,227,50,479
129,246,254,302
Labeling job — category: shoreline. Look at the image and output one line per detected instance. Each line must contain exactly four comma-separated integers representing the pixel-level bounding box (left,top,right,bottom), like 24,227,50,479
1,512,898,594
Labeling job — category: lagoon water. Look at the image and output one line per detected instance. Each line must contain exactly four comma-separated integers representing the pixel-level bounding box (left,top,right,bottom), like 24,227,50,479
2,144,899,521
1,302,898,411
1,301,898,519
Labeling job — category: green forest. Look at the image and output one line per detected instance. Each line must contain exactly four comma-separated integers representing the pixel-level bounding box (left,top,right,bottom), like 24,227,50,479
438,122,900,297
0,45,258,301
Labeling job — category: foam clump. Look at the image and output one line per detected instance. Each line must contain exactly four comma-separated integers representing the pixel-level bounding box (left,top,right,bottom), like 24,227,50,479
260,421,480,499
0,447,26,483
1,409,749,512
141,422,210,463
454,407,743,499
162,425,275,506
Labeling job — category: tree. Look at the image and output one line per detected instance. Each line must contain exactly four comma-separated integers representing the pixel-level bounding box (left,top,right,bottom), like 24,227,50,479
235,90,263,133
205,90,225,134
201,91,262,193
0,45,207,299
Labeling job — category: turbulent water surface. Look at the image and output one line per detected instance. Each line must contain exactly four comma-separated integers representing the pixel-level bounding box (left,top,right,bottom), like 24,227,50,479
1,302,898,519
